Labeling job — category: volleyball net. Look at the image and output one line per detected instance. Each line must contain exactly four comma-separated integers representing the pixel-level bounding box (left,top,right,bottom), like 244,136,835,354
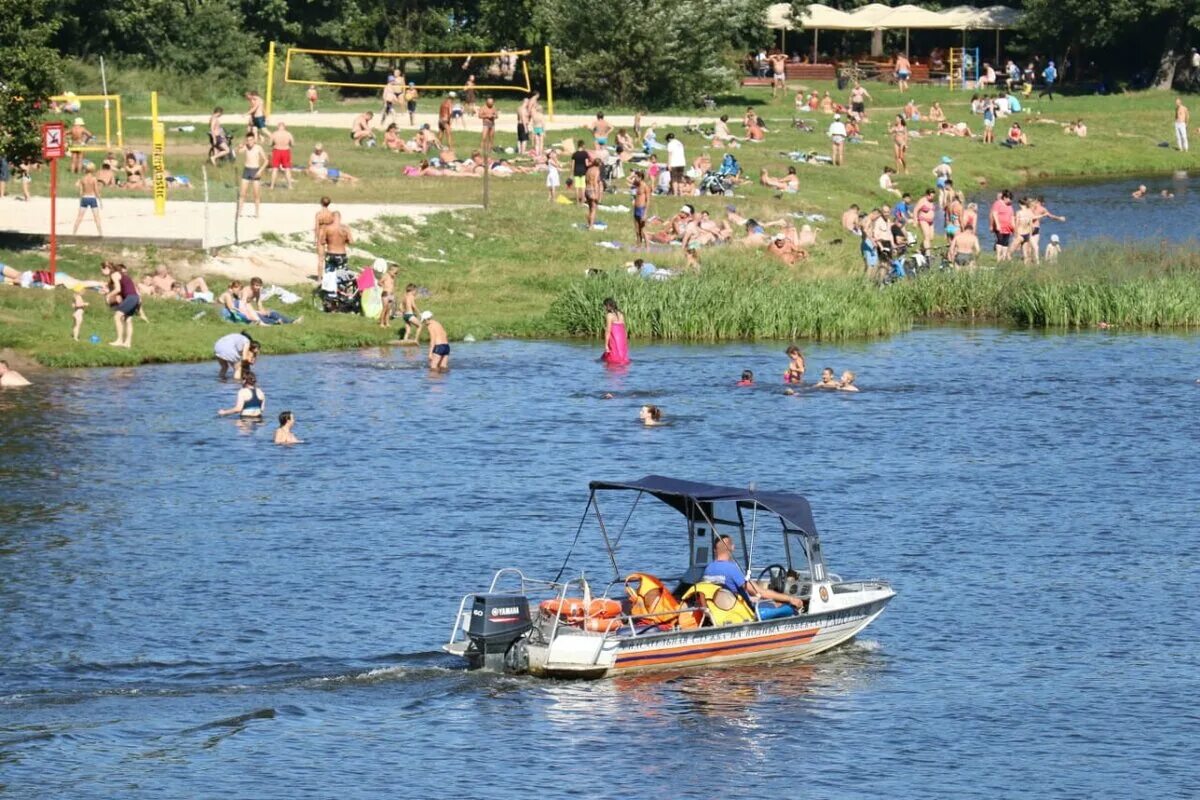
283,48,533,93
50,94,125,152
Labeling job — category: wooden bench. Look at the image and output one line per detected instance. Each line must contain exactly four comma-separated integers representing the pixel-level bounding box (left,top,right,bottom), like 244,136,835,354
786,64,837,81
881,63,932,84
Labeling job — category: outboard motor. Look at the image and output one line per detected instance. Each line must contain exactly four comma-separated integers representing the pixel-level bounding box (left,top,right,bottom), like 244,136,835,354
465,594,532,671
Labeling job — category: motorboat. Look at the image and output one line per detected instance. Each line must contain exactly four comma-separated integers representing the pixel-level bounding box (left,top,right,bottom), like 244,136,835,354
444,476,895,678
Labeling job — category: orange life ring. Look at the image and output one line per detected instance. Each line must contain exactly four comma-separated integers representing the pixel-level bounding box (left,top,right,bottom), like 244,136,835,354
583,616,623,633
586,599,621,619
540,598,586,620
539,597,621,623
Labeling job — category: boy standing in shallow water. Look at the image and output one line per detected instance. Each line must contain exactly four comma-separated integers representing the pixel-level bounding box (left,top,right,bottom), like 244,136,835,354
424,311,449,370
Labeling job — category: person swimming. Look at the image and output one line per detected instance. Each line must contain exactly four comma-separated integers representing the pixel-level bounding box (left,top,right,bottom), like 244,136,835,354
814,367,839,389
784,346,806,384
218,371,266,418
639,405,663,426
1132,185,1148,199
274,410,302,444
737,369,755,387
838,370,859,392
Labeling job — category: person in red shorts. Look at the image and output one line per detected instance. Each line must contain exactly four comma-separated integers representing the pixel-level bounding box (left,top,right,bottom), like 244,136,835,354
268,122,295,190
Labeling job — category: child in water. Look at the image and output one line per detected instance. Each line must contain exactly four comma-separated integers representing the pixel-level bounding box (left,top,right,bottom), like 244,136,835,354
838,371,859,392
784,346,806,383
71,292,88,341
737,369,755,386
639,405,663,426
274,410,302,444
815,367,840,389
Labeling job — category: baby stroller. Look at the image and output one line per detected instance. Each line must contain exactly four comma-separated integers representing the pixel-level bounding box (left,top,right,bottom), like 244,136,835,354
600,155,623,192
716,153,741,178
698,171,734,195
315,269,362,313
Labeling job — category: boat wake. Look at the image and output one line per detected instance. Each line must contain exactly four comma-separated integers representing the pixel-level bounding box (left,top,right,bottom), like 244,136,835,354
0,650,463,707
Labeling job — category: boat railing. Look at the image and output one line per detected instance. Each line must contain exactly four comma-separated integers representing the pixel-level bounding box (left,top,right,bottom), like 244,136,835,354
830,578,892,594
487,568,570,595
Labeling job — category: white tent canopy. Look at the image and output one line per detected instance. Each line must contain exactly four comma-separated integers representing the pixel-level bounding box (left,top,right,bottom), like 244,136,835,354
767,3,1023,31
766,2,1022,60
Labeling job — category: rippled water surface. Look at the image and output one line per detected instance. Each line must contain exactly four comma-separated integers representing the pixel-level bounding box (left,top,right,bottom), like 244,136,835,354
2,330,1197,798
972,174,1200,247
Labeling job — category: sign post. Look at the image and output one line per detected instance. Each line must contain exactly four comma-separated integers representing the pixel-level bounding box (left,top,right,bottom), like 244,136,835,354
41,122,66,283
151,91,166,216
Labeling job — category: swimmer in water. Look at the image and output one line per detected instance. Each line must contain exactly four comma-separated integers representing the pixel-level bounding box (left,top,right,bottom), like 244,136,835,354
274,410,302,444
1132,185,1148,199
814,367,839,389
1160,189,1175,199
218,371,266,418
639,404,663,426
784,345,806,384
0,359,31,387
838,370,859,392
737,369,755,387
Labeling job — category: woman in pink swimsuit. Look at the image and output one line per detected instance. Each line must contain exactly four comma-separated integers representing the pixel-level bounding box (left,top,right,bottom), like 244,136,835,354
601,297,630,365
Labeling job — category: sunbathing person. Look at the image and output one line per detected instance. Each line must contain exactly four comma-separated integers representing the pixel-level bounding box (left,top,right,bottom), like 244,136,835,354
647,205,694,244
1005,123,1028,146
760,166,799,192
307,145,359,183
383,124,408,152
350,112,375,146
766,233,805,266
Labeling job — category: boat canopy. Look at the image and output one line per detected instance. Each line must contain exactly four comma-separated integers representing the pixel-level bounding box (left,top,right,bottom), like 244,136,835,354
589,475,819,537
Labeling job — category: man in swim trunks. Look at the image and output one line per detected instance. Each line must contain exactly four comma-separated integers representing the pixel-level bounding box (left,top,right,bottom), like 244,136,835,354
72,163,103,236
827,114,847,166
894,53,911,93
431,94,451,149
516,97,532,156
246,91,267,144
319,211,352,272
948,224,981,269
268,122,295,190
591,112,613,148
848,83,872,122
478,97,498,154
769,51,788,98
632,170,650,247
351,112,375,146
236,132,266,218
1014,196,1036,263
424,311,449,370
0,360,31,387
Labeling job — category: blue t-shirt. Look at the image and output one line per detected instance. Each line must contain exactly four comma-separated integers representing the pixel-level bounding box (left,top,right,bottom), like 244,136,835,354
893,200,910,221
1043,66,1057,83
702,560,747,596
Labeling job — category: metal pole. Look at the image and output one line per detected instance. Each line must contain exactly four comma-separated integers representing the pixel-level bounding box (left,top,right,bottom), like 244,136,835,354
265,42,276,118
49,158,57,281
544,45,554,120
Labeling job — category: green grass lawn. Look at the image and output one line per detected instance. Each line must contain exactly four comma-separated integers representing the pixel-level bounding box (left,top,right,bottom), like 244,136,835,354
5,79,1200,366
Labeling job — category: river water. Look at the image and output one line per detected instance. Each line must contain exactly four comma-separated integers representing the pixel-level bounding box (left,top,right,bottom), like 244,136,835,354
1,330,1197,798
971,173,1199,247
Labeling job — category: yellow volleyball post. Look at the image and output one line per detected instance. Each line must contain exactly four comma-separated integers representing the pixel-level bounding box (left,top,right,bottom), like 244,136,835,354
265,41,276,118
544,45,554,120
151,91,166,217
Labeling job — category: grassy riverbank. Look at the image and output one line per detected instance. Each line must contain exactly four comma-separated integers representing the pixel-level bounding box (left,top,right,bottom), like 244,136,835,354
4,81,1200,366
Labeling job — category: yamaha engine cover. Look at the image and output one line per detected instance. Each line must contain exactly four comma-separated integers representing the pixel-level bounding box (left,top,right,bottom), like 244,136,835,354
465,594,532,671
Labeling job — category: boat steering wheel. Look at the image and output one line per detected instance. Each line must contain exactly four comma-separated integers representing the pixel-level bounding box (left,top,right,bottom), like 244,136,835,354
757,564,788,595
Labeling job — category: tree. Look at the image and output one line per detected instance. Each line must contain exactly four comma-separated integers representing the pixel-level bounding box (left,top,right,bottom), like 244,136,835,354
1022,0,1200,88
537,0,771,108
0,0,63,163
